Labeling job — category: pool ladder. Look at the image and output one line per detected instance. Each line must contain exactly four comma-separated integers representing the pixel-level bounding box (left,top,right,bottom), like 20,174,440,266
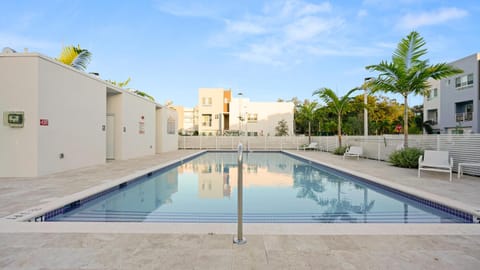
234,143,247,245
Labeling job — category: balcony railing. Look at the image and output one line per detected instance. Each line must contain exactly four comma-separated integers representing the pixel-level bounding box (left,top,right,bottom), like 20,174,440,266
456,112,473,122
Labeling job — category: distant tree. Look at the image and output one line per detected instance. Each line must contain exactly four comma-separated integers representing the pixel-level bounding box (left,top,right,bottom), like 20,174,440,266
275,119,289,136
366,31,463,147
313,88,358,147
57,45,91,71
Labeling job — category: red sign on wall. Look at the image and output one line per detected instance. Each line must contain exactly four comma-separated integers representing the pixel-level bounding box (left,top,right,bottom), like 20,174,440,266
40,119,49,126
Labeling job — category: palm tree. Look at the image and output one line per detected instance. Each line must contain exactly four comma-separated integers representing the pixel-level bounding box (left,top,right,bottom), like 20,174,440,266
57,45,92,71
296,101,318,143
313,88,358,147
366,31,462,147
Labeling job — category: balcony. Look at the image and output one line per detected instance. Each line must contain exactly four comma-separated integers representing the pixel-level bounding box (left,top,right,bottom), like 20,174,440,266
456,112,473,122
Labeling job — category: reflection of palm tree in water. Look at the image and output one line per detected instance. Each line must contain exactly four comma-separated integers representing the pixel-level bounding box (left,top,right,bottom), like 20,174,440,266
317,181,375,223
293,165,328,205
293,165,375,223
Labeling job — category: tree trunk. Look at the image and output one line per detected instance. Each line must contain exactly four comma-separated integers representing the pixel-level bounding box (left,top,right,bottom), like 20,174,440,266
308,121,311,144
404,94,409,148
338,114,342,147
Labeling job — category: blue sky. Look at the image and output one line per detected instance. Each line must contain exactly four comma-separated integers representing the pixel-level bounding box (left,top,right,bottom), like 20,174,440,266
2,0,479,107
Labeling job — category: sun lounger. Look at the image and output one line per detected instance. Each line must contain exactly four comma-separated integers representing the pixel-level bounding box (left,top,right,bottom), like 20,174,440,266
303,142,319,151
343,146,363,160
418,150,453,181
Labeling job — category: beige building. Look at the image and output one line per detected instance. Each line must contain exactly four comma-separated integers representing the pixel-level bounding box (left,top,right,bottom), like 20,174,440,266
197,88,231,135
0,50,178,177
180,88,294,136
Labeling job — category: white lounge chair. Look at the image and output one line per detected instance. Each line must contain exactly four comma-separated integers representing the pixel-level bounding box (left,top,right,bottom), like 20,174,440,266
343,146,363,160
303,142,319,151
418,150,453,181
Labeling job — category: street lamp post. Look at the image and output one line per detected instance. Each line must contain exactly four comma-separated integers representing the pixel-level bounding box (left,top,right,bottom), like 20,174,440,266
364,77,374,137
238,92,243,134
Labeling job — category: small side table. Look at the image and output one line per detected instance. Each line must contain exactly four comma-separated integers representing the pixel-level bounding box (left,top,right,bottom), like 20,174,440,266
457,163,480,179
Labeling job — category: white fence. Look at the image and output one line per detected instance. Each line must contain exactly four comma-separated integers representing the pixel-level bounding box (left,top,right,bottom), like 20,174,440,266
179,134,480,176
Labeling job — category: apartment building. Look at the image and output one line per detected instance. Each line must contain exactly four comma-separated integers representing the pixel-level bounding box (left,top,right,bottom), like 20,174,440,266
423,53,479,134
229,97,295,136
197,88,231,135
173,106,198,135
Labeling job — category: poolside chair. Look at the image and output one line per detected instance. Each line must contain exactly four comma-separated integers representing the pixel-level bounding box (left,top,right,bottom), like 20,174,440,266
418,150,453,181
303,142,319,151
343,146,363,160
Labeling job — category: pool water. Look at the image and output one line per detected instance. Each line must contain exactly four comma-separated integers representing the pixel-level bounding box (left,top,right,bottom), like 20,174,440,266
49,152,470,223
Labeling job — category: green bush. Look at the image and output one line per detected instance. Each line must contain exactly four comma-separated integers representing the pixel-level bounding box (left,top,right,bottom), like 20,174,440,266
333,146,348,155
389,147,423,168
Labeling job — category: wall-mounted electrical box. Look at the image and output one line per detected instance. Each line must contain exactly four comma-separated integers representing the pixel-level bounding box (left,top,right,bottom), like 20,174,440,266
3,111,24,128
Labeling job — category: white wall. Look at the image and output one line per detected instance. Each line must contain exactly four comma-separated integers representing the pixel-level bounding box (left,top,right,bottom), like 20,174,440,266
230,98,294,136
0,54,107,177
119,93,156,159
156,107,179,153
0,55,39,177
37,57,106,175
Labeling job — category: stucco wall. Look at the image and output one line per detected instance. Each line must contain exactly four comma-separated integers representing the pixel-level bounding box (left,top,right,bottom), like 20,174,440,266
119,93,156,159
156,107,179,153
230,98,294,136
37,57,106,175
0,55,39,177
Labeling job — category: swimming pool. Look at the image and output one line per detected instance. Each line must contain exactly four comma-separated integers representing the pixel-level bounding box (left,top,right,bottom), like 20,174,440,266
45,152,472,223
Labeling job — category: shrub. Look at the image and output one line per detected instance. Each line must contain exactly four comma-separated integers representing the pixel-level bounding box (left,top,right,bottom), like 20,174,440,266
389,147,423,168
333,146,348,155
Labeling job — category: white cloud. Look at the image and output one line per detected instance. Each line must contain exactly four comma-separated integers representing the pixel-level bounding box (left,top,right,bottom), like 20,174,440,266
397,7,468,29
284,16,342,42
226,20,266,35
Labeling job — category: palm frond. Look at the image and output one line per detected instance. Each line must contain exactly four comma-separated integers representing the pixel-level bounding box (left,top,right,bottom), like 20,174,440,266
57,45,92,71
393,31,427,69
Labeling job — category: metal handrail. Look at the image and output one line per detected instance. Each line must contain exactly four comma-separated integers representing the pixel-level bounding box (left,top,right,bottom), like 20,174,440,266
234,143,246,244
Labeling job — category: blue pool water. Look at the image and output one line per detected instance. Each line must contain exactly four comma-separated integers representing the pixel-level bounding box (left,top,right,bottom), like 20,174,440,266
48,152,471,223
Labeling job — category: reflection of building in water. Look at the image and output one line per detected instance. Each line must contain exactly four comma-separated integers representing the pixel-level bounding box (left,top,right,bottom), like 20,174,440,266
97,169,179,221
198,162,232,199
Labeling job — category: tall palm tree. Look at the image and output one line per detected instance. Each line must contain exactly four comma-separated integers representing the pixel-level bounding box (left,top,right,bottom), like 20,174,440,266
57,45,92,71
296,101,318,143
366,31,462,147
313,88,358,147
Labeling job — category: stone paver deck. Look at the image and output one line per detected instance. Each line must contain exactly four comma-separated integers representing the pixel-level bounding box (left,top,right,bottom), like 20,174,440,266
1,150,480,269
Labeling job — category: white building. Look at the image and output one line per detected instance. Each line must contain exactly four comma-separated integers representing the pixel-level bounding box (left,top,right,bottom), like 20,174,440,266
229,97,294,136
0,50,178,177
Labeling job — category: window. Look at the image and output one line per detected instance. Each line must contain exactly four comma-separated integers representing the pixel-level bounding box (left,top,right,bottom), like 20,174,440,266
427,88,438,100
202,97,212,106
247,113,258,123
167,117,176,134
427,109,438,125
455,73,474,89
202,114,212,127
455,101,473,122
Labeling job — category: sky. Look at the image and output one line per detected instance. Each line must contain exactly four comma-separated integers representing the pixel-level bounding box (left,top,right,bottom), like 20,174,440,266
2,0,479,108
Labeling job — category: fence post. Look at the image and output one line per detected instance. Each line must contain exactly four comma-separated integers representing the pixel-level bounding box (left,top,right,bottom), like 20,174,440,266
436,135,440,150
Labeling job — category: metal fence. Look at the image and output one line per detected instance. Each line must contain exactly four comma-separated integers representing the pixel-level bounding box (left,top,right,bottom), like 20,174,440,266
179,134,480,176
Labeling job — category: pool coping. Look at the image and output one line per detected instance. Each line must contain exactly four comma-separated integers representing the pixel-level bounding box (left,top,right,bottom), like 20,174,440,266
2,149,479,235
